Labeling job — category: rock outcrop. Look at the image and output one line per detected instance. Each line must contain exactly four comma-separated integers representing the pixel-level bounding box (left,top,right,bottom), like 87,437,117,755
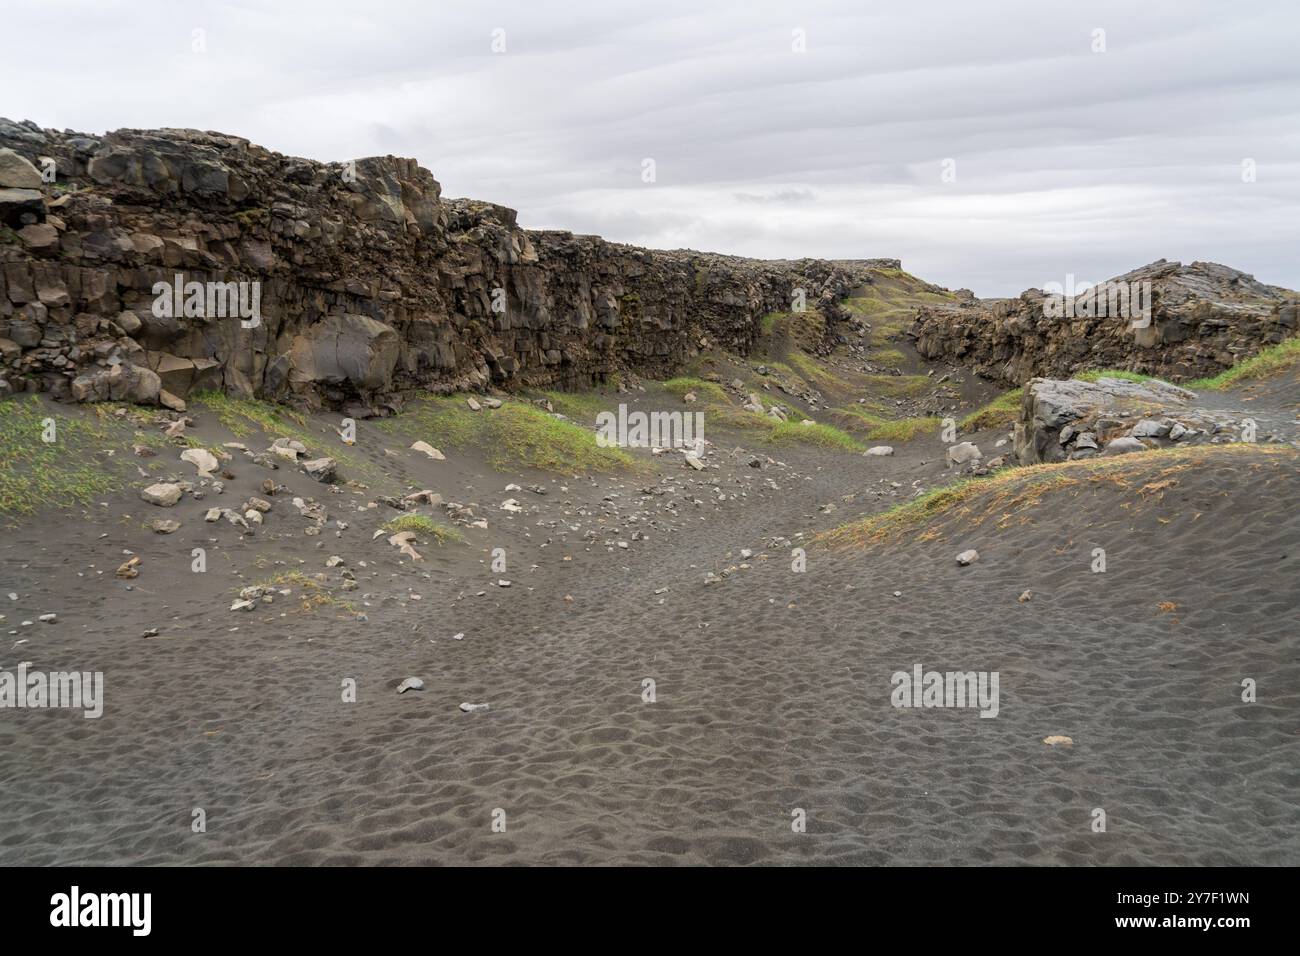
912,260,1298,387
1014,375,1265,464
0,118,893,412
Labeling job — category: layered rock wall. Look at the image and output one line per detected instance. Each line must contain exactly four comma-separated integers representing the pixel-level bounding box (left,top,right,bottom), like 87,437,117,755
911,260,1298,387
0,119,890,413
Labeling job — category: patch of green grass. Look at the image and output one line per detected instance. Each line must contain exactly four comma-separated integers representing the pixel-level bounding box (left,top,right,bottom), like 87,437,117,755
192,389,369,476
822,443,1293,547
490,402,634,472
960,388,1023,431
662,377,729,403
382,514,463,543
252,570,358,614
705,405,778,432
0,396,129,517
1186,337,1300,390
192,389,306,435
867,416,942,442
866,347,906,365
765,420,863,451
380,396,633,473
538,389,614,422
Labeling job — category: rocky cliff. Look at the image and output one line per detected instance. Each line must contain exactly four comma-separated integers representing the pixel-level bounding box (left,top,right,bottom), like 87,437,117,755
910,259,1298,387
0,119,892,414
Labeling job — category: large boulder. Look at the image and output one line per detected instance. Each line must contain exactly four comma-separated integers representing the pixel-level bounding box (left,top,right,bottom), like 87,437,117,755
288,314,399,393
0,148,42,189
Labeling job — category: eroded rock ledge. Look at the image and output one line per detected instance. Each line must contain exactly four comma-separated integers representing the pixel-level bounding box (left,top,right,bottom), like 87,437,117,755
911,259,1298,387
0,118,894,414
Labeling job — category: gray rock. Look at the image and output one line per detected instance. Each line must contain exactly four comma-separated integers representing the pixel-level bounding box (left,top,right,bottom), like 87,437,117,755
1131,419,1171,438
459,702,490,713
396,677,424,694
140,482,183,507
956,549,979,566
1102,436,1148,456
301,457,337,482
946,442,982,468
865,446,894,456
0,148,43,189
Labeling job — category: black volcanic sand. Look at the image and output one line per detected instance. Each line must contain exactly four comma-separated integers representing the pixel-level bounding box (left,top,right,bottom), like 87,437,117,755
0,387,1297,866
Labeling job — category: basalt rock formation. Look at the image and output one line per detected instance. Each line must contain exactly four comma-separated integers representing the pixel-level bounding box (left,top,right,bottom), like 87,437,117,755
1013,376,1260,465
911,260,1298,387
0,118,892,414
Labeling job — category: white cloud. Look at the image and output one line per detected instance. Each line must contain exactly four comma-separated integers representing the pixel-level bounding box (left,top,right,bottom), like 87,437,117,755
3,0,1296,295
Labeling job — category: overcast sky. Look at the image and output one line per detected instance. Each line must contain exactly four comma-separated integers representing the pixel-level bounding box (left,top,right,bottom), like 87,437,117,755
4,0,1297,296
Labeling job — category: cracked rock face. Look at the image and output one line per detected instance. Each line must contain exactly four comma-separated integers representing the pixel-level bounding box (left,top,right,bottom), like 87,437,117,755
0,118,891,413
912,259,1297,387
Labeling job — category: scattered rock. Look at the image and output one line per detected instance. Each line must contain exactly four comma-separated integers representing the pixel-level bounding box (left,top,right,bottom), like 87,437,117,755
150,519,181,534
180,447,219,477
946,442,982,468
865,446,894,457
301,457,337,482
1102,436,1147,456
396,677,425,694
956,549,979,566
1043,735,1074,747
140,482,183,507
410,441,445,460
459,702,490,713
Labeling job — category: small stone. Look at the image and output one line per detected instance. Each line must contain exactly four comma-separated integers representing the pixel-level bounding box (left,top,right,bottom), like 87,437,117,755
396,677,425,694
410,441,445,460
466,397,482,411
301,457,337,482
1103,436,1147,456
956,549,979,566
181,448,220,477
1018,589,1032,603
865,446,894,456
150,519,181,534
38,613,57,623
1043,735,1074,747
140,482,183,507
459,702,490,713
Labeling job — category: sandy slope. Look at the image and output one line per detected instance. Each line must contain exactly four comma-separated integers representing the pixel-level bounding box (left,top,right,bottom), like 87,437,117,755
0,384,1296,866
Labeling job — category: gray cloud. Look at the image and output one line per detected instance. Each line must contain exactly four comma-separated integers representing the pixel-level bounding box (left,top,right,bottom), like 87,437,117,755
4,0,1297,295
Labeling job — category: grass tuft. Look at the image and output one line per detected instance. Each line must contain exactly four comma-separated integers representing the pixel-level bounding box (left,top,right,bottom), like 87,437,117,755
0,396,134,517
959,389,1023,431
1186,337,1300,390
765,420,864,451
382,514,463,543
379,397,633,473
821,443,1293,548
